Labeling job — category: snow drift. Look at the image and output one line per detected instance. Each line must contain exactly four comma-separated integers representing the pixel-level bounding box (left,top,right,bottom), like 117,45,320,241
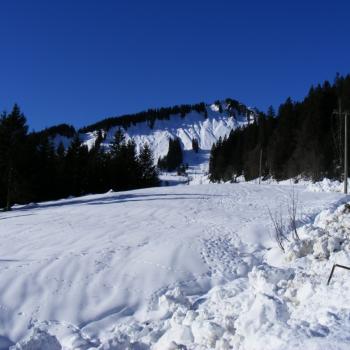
0,182,349,349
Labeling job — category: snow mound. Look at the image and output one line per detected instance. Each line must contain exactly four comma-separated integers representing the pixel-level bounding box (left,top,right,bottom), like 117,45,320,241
247,177,349,195
121,202,350,350
306,178,348,193
10,328,61,350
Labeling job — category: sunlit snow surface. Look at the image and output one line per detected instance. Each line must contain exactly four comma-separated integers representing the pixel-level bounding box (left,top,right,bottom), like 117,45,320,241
1,183,350,349
54,108,250,175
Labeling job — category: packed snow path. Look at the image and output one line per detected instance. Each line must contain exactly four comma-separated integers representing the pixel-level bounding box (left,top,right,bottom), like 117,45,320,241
0,183,345,348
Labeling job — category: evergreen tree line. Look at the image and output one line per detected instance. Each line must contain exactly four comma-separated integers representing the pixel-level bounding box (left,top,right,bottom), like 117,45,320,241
0,107,159,210
158,138,183,171
38,123,76,139
79,103,208,133
219,98,256,121
34,99,254,142
209,74,350,182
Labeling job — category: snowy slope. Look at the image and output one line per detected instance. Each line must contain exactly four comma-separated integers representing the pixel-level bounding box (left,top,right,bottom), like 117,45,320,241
53,103,253,173
0,183,347,349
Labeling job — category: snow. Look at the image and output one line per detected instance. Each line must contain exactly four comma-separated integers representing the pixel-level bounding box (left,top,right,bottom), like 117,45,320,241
10,329,61,350
51,102,253,189
247,177,350,195
53,104,250,176
1,182,349,349
101,109,248,163
306,178,349,193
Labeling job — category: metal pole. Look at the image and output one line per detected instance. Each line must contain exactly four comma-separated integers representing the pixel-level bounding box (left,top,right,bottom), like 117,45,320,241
345,112,348,194
339,99,342,174
333,100,348,194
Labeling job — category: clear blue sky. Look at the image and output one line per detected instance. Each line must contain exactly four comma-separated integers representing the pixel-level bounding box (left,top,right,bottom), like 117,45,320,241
1,0,349,131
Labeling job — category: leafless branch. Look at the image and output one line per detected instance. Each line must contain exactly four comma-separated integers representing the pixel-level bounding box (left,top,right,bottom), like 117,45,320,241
287,186,300,241
268,207,288,252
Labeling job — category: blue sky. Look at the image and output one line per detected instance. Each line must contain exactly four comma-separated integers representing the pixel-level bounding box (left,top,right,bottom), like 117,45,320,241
1,0,349,130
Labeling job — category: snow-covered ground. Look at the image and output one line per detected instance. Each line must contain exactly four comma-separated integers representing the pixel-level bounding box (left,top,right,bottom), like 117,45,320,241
246,177,350,193
1,182,349,349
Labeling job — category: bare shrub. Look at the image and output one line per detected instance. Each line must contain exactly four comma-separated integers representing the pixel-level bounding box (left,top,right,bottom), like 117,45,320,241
268,208,288,252
287,186,300,241
268,186,301,252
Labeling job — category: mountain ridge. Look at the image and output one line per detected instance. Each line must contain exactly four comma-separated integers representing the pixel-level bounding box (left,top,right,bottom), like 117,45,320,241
42,99,258,171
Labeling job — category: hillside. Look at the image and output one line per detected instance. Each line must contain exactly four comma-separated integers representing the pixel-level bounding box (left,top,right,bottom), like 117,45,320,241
0,99,257,209
51,100,256,172
209,74,350,183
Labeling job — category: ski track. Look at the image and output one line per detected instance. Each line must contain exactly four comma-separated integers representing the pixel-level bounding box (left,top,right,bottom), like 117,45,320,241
0,183,343,348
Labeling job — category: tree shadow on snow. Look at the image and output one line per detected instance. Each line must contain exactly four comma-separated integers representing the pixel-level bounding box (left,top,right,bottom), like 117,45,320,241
0,213,35,221
9,192,225,212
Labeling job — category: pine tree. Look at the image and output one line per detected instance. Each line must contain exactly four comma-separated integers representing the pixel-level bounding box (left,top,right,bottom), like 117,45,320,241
192,138,199,153
138,143,159,187
169,137,183,171
120,139,139,190
109,128,126,190
95,130,104,149
0,104,28,210
64,134,89,196
158,137,183,171
33,135,57,201
54,141,67,198
267,105,275,118
86,131,108,194
110,128,125,155
109,129,141,190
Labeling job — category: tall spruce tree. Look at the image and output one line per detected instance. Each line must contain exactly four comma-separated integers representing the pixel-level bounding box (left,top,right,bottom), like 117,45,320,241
109,128,126,190
65,134,89,196
157,137,183,171
109,129,140,190
192,138,199,153
0,104,28,210
138,143,159,187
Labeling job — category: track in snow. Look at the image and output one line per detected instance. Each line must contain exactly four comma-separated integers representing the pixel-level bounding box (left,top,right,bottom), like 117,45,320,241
0,183,343,347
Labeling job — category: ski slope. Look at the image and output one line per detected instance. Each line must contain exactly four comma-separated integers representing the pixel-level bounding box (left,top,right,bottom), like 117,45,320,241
0,183,348,349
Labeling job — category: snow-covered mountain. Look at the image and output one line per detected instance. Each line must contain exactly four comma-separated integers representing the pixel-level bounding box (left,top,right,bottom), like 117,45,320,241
52,101,256,174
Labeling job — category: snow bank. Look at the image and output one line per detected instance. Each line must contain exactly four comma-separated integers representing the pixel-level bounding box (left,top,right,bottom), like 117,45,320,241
98,201,350,350
245,177,350,194
10,328,61,350
306,178,346,193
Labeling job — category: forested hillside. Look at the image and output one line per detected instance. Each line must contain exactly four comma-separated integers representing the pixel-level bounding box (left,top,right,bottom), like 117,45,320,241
209,74,350,182
0,99,253,210
0,107,159,210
